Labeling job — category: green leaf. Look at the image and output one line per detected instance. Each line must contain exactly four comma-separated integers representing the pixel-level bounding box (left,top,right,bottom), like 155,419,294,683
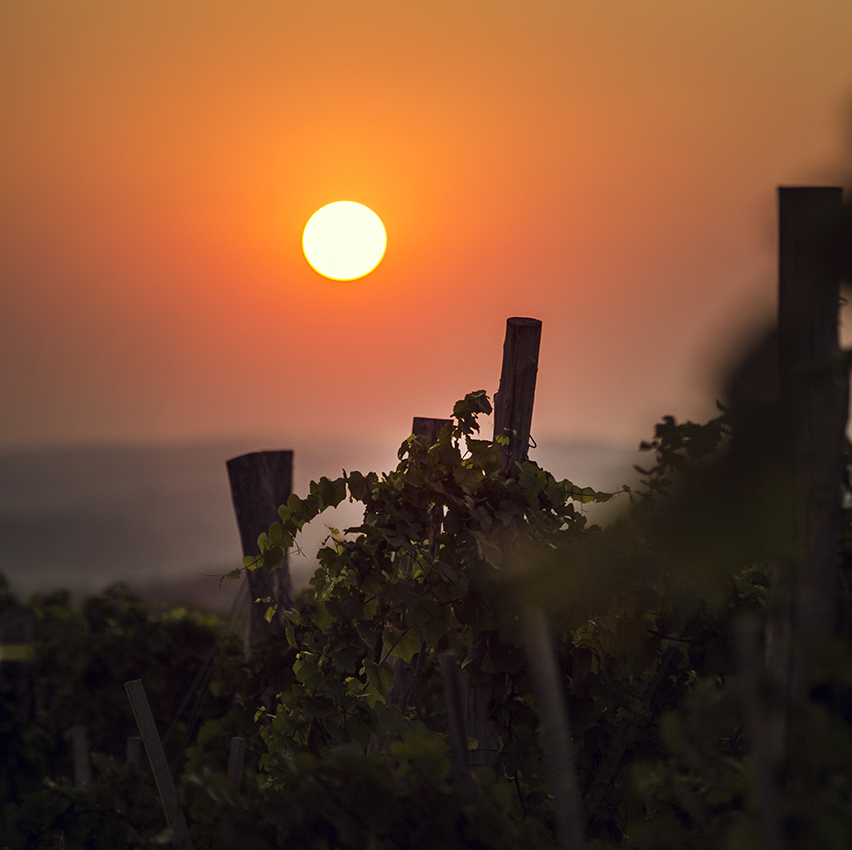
311,476,347,510
315,602,333,631
472,530,504,568
268,522,293,547
452,463,481,494
452,390,492,436
293,653,322,687
362,658,395,707
383,627,421,664
262,545,285,570
346,469,376,502
243,555,263,570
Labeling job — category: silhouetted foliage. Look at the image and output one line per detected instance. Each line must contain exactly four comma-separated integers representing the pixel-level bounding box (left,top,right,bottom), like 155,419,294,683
3,388,852,848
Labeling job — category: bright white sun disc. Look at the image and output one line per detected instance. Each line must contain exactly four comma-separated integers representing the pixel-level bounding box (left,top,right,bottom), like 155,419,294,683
302,201,387,281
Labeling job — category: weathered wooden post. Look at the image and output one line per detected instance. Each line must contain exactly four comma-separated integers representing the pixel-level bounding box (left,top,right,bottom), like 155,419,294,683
493,317,543,475
466,317,543,769
125,679,194,850
777,187,848,678
227,450,294,656
411,416,449,445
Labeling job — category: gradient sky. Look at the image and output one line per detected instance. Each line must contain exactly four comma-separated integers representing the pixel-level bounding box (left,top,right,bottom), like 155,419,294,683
2,0,852,452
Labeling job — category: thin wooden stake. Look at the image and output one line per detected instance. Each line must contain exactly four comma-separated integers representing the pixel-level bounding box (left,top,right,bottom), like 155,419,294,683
522,608,586,850
72,725,92,790
228,736,245,792
125,679,194,850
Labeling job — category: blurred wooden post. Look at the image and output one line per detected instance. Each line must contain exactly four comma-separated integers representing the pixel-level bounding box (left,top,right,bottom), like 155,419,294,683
411,417,449,445
777,188,848,669
125,679,194,850
227,450,294,656
72,725,92,790
0,606,34,722
493,317,542,475
523,608,586,850
228,736,245,792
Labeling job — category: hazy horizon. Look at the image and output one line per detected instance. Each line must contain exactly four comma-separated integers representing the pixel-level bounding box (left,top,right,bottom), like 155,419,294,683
0,434,646,609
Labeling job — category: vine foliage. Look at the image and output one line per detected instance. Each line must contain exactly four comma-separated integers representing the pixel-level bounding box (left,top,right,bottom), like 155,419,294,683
4,389,852,848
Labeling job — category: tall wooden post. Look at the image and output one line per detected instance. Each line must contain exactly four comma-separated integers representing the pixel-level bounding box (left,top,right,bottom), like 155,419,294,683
227,451,294,656
493,317,542,475
778,187,848,647
464,318,543,770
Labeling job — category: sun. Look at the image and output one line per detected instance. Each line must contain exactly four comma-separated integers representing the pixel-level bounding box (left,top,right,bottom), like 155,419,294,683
302,201,387,281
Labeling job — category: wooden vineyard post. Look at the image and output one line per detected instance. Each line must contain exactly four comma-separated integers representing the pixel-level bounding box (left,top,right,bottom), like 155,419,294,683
523,609,586,850
777,188,848,691
227,450,294,656
369,417,451,754
411,416,449,445
493,317,543,475
464,318,542,769
125,679,194,850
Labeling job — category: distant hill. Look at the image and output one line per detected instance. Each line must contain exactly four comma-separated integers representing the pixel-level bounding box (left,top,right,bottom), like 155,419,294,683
0,437,643,611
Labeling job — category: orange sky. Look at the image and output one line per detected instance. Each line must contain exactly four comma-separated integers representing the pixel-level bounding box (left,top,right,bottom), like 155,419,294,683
2,0,852,451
